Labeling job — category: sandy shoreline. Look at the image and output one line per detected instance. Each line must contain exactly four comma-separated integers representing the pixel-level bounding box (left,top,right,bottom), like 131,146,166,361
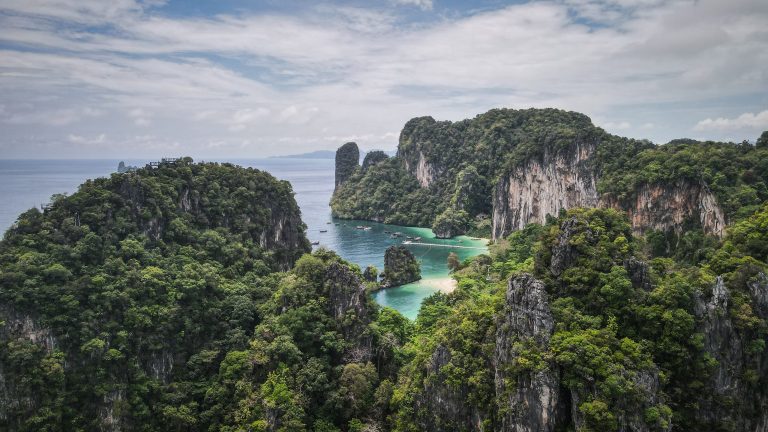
422,277,458,293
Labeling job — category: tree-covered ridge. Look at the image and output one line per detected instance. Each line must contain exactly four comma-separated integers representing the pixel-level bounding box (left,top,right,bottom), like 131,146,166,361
331,107,768,239
0,159,322,430
389,207,768,431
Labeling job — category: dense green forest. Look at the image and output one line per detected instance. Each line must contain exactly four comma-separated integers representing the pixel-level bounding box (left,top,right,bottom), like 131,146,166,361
390,206,768,431
2,130,768,431
331,108,768,239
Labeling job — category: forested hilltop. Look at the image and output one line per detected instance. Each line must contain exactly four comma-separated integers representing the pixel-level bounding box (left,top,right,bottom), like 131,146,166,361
331,108,768,242
2,148,767,431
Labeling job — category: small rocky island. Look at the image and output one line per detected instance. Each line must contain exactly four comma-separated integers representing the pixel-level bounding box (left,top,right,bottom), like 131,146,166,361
381,245,421,288
116,160,138,173
334,141,359,191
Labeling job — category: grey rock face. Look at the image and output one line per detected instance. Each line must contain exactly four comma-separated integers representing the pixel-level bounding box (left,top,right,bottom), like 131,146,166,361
325,262,372,361
412,344,485,432
0,307,58,428
549,216,588,277
625,257,653,291
693,275,768,431
602,180,726,238
494,274,566,432
493,142,600,240
335,142,360,190
491,142,727,241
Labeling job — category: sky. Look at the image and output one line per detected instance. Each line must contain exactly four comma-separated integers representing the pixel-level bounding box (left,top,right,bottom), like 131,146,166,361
0,0,766,159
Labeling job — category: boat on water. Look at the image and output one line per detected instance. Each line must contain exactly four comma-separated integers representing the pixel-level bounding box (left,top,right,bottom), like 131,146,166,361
414,237,422,241
384,230,391,234
311,241,320,245
406,236,413,240
390,234,398,239
363,226,372,231
319,230,327,233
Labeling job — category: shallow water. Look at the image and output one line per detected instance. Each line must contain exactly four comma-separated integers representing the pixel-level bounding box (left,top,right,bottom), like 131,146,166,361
0,158,487,319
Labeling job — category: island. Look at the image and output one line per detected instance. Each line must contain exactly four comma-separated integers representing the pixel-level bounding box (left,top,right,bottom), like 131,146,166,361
381,245,421,288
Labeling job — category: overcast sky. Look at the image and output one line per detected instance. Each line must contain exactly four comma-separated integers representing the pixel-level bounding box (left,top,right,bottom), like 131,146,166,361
0,0,766,158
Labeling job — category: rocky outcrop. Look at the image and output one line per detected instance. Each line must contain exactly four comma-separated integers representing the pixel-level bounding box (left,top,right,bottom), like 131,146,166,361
362,150,388,171
381,246,421,288
412,344,487,431
624,257,653,291
114,172,309,270
693,275,768,431
0,307,59,428
335,142,360,190
494,274,566,432
492,142,727,240
493,142,600,240
325,262,373,362
362,265,378,283
602,180,726,238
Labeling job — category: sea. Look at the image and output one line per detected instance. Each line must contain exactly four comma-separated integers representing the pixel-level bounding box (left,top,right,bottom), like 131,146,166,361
0,158,487,319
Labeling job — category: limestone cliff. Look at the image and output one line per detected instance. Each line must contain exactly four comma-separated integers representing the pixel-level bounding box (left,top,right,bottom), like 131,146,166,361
332,108,754,241
492,140,727,240
693,274,768,431
335,142,360,190
362,150,388,172
601,180,726,238
492,141,600,238
494,274,566,432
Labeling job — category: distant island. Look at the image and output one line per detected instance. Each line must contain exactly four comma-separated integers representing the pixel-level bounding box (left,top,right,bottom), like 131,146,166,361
116,161,138,173
274,149,396,160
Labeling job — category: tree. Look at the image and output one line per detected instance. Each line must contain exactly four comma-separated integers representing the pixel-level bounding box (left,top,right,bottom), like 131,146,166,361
447,252,460,272
757,131,768,149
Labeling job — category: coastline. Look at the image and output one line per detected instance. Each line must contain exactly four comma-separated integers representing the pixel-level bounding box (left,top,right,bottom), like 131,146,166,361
423,277,458,293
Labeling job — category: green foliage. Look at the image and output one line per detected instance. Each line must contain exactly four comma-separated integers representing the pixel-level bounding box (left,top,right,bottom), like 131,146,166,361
0,161,362,431
432,208,470,238
382,246,421,287
391,206,768,431
756,131,768,149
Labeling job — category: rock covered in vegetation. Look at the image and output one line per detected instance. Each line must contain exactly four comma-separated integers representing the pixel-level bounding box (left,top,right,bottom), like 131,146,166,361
362,150,388,171
0,159,316,430
494,274,566,432
335,141,360,190
362,265,378,282
381,245,421,287
333,108,768,240
693,274,768,431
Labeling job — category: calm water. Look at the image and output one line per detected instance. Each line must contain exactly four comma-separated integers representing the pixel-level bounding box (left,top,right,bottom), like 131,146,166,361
0,158,486,319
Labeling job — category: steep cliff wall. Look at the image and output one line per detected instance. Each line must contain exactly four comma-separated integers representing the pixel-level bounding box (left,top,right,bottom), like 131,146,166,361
692,275,768,431
492,142,600,239
335,142,360,190
492,141,728,240
494,274,566,432
601,180,726,238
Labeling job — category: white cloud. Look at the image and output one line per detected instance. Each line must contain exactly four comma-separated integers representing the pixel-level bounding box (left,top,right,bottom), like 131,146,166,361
0,0,766,157
228,108,270,131
67,133,107,145
392,0,433,11
128,108,152,126
694,110,768,132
